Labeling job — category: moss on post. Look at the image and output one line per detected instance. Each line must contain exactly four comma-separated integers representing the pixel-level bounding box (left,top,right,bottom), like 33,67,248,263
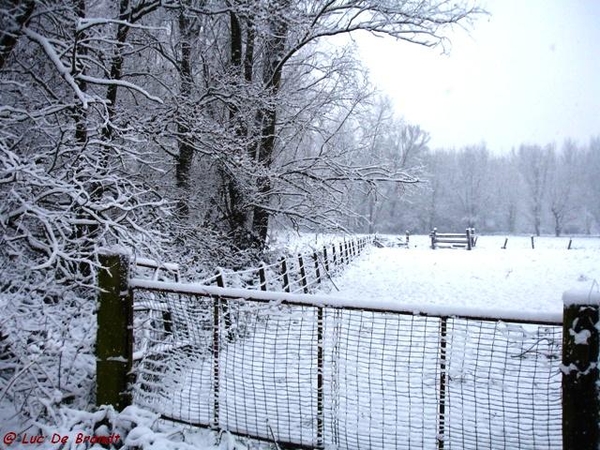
96,250,133,411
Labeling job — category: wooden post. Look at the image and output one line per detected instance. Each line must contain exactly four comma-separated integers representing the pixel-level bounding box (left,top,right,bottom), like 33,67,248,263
323,246,330,274
568,239,573,250
96,251,133,411
313,252,321,284
502,238,508,249
298,254,308,293
344,241,349,263
466,228,472,251
562,290,600,450
531,235,535,249
430,228,437,249
339,242,344,265
332,244,337,266
281,257,290,293
406,230,410,246
259,263,267,291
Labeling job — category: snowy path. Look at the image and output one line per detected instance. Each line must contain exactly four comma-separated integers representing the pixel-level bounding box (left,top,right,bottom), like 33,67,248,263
323,235,600,316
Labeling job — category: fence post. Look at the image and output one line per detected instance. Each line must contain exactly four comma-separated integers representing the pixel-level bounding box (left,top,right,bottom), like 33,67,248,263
430,228,437,249
281,257,290,293
96,250,133,411
531,235,535,249
466,228,472,251
316,305,324,448
216,270,232,341
313,251,321,284
212,295,220,429
332,244,337,266
323,246,330,274
259,263,268,291
406,230,410,246
298,254,308,293
562,289,600,450
437,317,448,450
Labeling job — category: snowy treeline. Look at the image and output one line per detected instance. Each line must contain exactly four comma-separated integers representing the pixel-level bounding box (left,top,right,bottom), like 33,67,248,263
0,0,480,436
348,139,600,236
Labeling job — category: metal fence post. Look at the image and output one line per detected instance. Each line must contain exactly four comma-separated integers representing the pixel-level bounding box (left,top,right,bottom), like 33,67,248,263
96,250,133,411
437,317,448,450
316,306,324,448
562,290,600,450
212,295,220,430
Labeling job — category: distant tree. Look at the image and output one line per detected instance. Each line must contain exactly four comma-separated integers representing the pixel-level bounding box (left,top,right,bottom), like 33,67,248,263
447,144,490,229
583,137,600,233
341,97,428,233
212,0,481,248
517,144,552,236
547,140,581,236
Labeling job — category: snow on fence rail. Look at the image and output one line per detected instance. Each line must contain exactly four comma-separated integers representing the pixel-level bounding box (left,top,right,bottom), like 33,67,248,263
96,251,600,450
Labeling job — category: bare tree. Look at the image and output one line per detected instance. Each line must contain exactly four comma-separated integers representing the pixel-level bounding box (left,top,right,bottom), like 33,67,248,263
209,0,482,247
547,140,581,236
517,144,552,236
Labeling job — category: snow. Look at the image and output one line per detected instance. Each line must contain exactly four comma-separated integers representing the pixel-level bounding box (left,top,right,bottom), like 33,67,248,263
126,234,598,449
131,277,562,324
563,287,600,306
323,234,600,318
9,234,596,450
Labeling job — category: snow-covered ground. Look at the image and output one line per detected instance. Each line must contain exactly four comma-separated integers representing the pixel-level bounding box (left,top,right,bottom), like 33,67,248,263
12,234,594,450
324,234,600,317
127,234,599,449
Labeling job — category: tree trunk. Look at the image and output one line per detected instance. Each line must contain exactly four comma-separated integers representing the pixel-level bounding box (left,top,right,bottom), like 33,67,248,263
250,2,289,247
0,0,35,70
175,7,194,218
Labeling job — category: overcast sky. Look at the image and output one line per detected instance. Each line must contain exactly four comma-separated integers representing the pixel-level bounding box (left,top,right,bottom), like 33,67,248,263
357,0,600,153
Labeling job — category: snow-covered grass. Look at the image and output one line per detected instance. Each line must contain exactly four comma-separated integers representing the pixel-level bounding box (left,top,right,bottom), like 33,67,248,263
7,233,595,450
125,233,599,449
326,234,600,316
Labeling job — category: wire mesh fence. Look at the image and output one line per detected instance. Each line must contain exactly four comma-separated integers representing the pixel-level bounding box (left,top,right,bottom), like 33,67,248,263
130,283,562,450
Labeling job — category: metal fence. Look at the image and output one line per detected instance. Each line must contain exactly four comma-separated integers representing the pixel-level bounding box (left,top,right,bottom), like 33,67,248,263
129,281,562,450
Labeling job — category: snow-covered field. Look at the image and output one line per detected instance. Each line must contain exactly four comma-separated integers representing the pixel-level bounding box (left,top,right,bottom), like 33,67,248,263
127,234,600,449
325,234,600,317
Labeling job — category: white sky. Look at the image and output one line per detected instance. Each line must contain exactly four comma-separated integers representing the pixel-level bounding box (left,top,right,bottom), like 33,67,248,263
357,0,600,153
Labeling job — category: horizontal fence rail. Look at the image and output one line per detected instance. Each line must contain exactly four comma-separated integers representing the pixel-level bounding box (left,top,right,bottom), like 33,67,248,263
127,280,563,450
